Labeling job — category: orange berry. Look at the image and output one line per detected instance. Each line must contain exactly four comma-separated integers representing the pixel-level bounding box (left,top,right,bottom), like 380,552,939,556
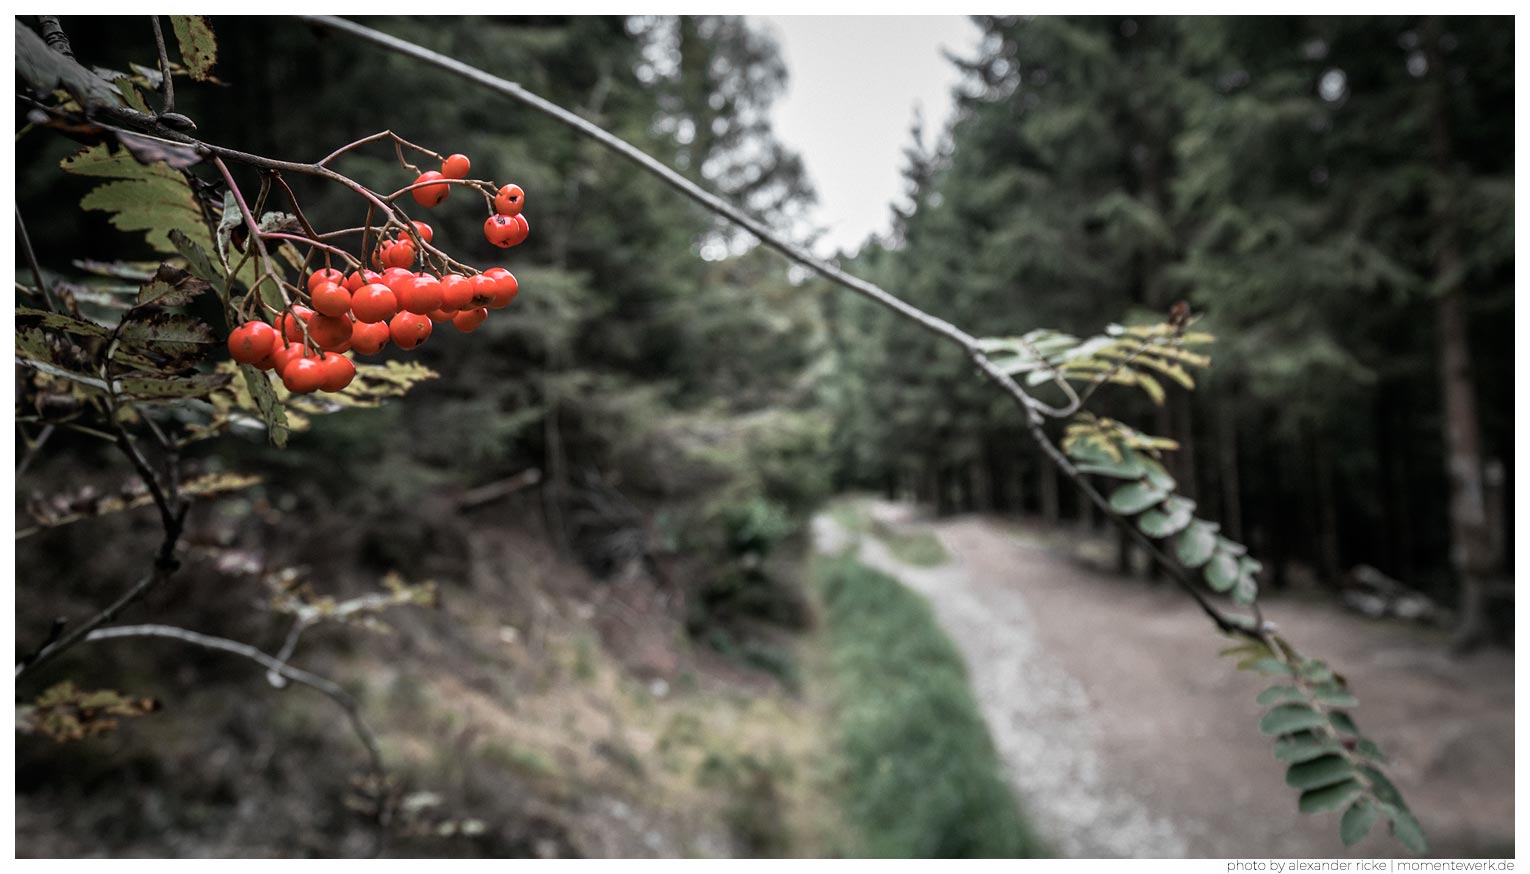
411,170,449,208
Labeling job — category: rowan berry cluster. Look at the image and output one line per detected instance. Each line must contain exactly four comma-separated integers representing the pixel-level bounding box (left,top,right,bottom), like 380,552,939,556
224,149,528,394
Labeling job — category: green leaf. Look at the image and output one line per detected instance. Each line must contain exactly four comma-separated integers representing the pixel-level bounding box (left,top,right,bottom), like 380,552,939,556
16,306,111,340
1341,800,1379,847
1232,573,1259,605
1354,738,1387,762
1137,508,1185,538
1243,657,1295,676
113,76,150,113
1076,459,1145,479
116,312,217,369
1357,766,1404,807
1310,683,1359,708
1300,659,1336,683
1136,453,1176,490
1109,480,1171,515
1298,779,1362,814
170,16,218,81
1216,536,1248,556
1175,520,1218,567
64,145,206,254
1273,732,1343,763
1256,685,1304,707
1260,704,1328,735
1285,754,1354,790
1385,806,1428,854
117,371,230,400
170,229,221,284
136,264,212,308
237,364,290,448
1204,550,1239,592
1329,711,1360,736
1233,556,1262,604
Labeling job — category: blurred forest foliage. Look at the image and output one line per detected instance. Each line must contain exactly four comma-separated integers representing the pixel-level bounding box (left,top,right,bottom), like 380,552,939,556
13,13,1514,858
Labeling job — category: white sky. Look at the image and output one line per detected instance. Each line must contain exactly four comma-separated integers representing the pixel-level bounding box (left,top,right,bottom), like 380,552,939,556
750,15,983,257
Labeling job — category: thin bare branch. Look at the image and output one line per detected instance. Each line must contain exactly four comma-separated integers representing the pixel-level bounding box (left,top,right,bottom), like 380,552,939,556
148,16,174,114
83,623,384,778
300,15,1259,641
15,204,60,312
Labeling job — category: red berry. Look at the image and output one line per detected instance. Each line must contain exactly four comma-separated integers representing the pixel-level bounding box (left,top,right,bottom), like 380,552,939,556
350,320,391,355
439,273,474,310
389,311,433,350
380,267,415,290
427,308,459,323
483,268,519,308
493,184,525,217
308,314,354,350
228,321,278,364
441,154,471,180
307,268,345,293
351,283,398,324
397,274,444,315
270,341,305,374
310,281,352,317
282,356,326,394
508,214,529,246
318,353,356,393
378,240,415,269
468,273,499,307
409,221,434,244
453,307,489,333
411,170,449,208
344,270,380,292
279,306,315,343
484,214,517,248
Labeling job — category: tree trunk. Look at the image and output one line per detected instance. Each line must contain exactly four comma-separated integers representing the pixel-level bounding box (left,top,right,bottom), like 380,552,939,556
1425,17,1495,650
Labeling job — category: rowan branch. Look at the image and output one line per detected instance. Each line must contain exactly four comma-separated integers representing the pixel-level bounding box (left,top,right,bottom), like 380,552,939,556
15,204,60,312
148,16,174,114
36,16,73,58
82,623,385,779
299,14,1259,641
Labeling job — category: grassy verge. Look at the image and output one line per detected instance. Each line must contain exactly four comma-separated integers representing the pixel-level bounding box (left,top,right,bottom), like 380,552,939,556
870,519,950,567
816,555,1043,858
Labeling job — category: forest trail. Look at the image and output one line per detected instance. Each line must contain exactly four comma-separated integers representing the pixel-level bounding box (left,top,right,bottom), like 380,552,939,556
812,500,1514,859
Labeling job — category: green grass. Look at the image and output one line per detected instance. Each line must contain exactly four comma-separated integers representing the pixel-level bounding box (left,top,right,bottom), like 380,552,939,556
872,521,950,567
816,555,1043,858
826,500,872,537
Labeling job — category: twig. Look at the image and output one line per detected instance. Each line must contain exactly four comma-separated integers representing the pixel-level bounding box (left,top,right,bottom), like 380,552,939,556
15,617,69,671
83,623,384,779
266,618,308,689
15,204,60,312
16,424,54,477
16,570,161,678
148,16,174,114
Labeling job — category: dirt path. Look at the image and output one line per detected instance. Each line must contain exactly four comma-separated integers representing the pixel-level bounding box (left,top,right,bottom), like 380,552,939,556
813,500,1514,859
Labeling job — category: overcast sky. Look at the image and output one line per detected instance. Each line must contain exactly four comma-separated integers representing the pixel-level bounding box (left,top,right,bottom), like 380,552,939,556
749,16,983,257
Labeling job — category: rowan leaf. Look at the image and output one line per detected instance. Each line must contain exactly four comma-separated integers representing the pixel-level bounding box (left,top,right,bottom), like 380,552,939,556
1340,801,1379,847
169,16,218,81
